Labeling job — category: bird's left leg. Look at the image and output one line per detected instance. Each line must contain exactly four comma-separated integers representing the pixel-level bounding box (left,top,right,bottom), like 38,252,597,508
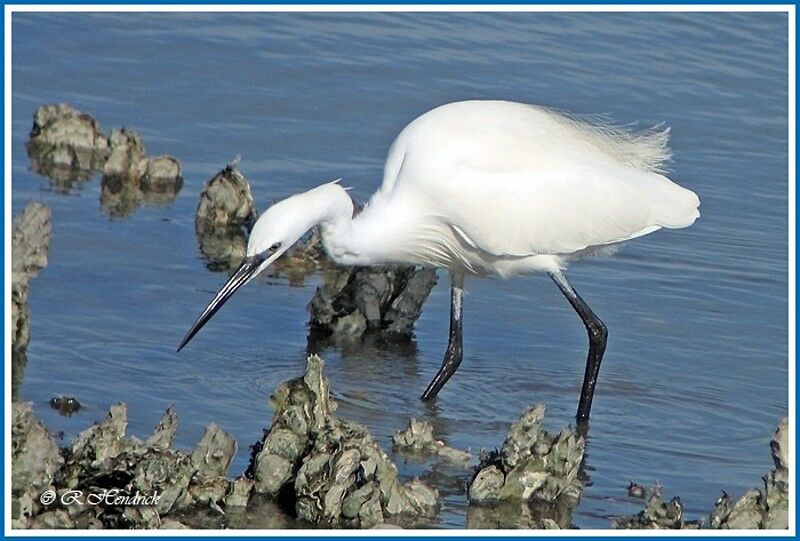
421,272,465,400
549,270,608,422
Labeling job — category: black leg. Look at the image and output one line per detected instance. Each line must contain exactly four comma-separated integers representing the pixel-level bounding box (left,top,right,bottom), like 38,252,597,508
421,273,464,400
549,270,608,421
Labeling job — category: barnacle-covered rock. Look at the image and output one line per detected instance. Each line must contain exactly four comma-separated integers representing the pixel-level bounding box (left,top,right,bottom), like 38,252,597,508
11,202,52,355
618,418,789,530
707,418,789,529
249,355,439,527
11,401,251,529
26,103,110,187
393,418,471,463
11,402,63,527
11,202,51,399
195,165,257,271
308,265,438,341
467,404,584,528
614,494,701,529
100,130,183,217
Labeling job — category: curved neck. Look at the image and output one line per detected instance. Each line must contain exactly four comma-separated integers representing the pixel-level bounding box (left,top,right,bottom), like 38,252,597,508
318,187,389,267
320,189,420,267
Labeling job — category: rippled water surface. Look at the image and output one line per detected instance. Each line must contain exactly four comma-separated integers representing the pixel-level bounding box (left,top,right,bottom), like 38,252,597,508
11,11,789,529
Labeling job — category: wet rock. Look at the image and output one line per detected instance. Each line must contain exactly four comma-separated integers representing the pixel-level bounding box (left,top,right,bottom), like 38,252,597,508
195,164,257,271
140,156,183,201
26,103,110,187
103,128,148,179
467,404,585,529
145,406,177,450
196,164,257,230
191,424,237,478
11,202,52,359
618,418,789,530
249,355,439,527
708,418,789,529
308,265,438,341
11,402,64,527
26,104,183,206
100,130,182,218
172,493,292,529
393,418,471,464
49,396,82,416
614,494,700,529
11,400,255,529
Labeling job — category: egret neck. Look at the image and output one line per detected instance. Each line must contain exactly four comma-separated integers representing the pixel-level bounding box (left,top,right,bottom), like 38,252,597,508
313,182,396,267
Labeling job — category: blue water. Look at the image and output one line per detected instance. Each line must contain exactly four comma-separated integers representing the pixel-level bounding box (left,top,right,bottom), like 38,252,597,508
11,11,788,529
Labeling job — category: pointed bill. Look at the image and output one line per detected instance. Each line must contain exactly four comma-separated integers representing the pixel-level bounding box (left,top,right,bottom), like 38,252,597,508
177,254,264,352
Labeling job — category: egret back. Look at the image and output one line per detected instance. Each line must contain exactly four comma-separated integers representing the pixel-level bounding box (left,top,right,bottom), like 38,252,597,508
373,100,700,260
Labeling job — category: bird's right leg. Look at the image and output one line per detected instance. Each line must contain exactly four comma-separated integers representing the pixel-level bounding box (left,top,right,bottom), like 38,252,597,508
421,272,464,400
549,270,608,422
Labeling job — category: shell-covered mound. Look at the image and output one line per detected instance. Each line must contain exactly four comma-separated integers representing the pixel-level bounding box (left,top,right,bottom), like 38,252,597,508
194,163,258,272
12,202,52,354
26,103,182,212
249,355,439,527
708,417,789,529
308,265,438,341
467,404,585,529
27,103,110,184
11,202,52,401
616,418,789,529
11,402,260,529
393,418,471,464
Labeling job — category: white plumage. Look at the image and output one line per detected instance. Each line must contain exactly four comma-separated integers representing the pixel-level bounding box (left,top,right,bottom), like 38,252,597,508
331,100,699,276
179,99,701,420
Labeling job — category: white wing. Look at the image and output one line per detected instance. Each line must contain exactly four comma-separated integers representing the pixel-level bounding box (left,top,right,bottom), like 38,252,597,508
376,100,700,257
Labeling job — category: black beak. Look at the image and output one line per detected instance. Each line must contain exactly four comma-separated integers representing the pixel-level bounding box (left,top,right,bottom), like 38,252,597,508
177,254,265,352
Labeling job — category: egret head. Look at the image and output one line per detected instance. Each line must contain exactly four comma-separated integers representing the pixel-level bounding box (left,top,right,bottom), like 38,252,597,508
177,196,315,352
177,182,351,352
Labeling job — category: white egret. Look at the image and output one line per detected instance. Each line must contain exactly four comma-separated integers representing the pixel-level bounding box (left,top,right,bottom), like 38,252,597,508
178,100,700,421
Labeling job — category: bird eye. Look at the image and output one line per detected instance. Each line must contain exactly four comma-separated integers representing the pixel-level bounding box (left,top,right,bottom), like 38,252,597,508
269,242,282,252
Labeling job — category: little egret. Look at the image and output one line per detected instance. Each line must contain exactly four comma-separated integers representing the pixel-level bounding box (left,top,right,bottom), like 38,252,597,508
178,100,700,421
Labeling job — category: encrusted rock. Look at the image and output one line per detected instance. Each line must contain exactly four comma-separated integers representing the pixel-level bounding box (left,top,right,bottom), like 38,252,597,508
708,418,789,529
26,103,182,211
145,405,177,451
270,228,329,286
103,128,148,179
614,494,700,529
195,165,257,271
11,402,63,526
100,130,182,217
467,404,585,528
393,418,471,464
618,418,789,530
249,355,439,527
26,103,110,185
308,265,438,341
11,402,248,529
191,424,237,479
11,202,52,356
140,156,183,200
